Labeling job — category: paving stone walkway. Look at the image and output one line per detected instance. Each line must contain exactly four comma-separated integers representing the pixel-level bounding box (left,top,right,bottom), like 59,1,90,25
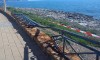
0,13,51,60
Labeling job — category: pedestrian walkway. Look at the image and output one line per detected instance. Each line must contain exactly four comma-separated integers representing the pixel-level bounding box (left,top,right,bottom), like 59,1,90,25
0,13,51,60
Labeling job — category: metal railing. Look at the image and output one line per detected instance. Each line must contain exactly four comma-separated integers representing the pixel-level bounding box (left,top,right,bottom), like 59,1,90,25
13,13,100,60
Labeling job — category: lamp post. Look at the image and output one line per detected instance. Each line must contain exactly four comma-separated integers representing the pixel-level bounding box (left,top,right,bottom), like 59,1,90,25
3,0,6,12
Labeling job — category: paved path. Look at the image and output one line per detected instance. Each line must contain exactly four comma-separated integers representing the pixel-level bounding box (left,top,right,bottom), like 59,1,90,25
0,13,51,60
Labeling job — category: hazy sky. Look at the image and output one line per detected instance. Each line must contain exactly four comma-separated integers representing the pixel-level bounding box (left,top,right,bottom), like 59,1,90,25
3,0,83,1
28,0,40,1
28,0,99,1
28,0,68,1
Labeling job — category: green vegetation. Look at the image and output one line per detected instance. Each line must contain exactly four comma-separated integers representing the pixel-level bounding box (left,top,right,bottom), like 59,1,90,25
7,7,100,47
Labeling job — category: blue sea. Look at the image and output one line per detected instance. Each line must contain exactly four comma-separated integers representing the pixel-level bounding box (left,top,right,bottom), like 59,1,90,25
7,0,100,19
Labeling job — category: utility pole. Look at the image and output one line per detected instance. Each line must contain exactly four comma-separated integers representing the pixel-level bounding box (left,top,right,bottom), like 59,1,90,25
3,0,6,12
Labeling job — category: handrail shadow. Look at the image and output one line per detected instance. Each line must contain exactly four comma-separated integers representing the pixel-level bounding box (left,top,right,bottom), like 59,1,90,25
0,10,52,60
24,44,29,60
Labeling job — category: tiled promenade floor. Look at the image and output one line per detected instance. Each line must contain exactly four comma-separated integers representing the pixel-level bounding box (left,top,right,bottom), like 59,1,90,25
0,13,51,60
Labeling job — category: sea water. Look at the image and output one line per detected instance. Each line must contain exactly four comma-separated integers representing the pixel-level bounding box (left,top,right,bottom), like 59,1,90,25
7,0,100,19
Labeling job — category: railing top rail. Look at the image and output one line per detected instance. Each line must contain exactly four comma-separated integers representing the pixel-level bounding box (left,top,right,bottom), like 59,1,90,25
13,13,100,44
13,13,100,56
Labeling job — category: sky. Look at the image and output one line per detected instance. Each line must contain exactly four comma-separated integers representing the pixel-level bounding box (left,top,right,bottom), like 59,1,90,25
4,0,100,2
28,0,100,1
28,0,41,1
28,0,68,1
4,0,99,2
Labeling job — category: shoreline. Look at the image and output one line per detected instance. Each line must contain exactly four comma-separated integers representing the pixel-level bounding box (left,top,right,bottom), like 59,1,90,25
7,1,100,19
13,7,100,35
15,7,100,20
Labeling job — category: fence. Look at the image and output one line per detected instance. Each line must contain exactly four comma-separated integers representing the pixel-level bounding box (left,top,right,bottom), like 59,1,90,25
12,13,100,60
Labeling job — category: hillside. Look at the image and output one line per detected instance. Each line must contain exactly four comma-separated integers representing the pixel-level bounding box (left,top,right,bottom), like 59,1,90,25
7,7,100,60
17,8,100,35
